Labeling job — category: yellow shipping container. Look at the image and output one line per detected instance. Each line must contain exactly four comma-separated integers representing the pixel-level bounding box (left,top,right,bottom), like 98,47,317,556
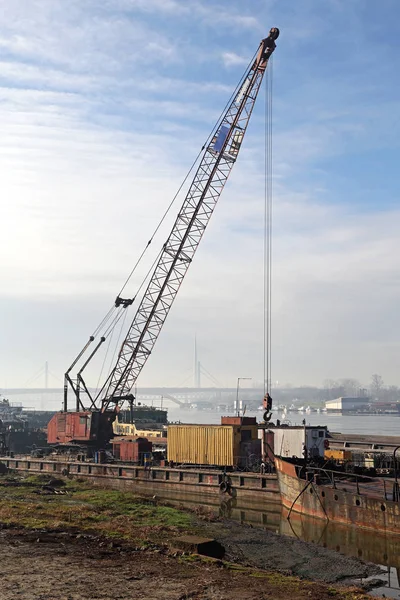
324,448,352,462
167,423,258,467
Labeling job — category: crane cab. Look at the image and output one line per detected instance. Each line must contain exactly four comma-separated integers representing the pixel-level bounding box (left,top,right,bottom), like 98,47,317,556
47,410,116,447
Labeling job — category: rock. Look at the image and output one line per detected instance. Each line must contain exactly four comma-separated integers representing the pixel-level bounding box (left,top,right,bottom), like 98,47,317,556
361,577,387,592
173,536,225,559
48,478,66,488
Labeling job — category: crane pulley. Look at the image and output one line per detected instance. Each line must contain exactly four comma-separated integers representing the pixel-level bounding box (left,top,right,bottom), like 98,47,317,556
48,27,279,448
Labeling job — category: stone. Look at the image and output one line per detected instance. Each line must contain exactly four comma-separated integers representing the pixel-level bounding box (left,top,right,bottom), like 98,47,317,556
173,536,225,559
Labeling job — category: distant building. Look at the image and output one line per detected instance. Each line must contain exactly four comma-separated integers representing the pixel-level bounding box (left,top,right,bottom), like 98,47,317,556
325,397,369,412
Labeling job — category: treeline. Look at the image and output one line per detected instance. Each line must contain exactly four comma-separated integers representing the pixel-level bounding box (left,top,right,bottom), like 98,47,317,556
321,374,400,402
270,375,400,404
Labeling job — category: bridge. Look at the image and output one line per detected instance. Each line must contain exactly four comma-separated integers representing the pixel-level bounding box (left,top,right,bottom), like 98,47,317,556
4,387,264,409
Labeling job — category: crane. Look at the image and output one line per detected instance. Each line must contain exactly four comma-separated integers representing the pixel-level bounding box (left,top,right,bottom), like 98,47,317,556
47,28,279,450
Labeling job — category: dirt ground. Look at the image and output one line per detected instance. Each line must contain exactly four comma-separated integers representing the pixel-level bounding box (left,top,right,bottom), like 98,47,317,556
0,473,385,600
0,528,378,600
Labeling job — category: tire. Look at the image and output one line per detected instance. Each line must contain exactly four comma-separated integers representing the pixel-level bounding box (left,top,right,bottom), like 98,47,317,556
219,481,229,493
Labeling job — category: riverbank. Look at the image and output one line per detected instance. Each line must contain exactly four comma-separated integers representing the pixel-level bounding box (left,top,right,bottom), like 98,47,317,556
0,473,383,599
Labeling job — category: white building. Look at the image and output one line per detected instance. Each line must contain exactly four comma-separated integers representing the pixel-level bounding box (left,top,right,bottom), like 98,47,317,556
325,397,369,412
258,425,328,460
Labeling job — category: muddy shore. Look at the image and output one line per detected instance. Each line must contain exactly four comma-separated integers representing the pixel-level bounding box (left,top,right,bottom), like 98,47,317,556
0,527,382,600
203,519,383,585
0,473,384,599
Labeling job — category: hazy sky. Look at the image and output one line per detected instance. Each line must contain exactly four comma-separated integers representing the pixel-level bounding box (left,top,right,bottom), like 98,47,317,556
1,0,400,391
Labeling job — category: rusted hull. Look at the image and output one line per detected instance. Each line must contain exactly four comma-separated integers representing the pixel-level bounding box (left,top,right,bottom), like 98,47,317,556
280,507,400,568
275,457,400,535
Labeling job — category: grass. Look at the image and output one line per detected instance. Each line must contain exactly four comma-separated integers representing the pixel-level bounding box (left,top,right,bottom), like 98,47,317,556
0,474,382,600
0,474,192,542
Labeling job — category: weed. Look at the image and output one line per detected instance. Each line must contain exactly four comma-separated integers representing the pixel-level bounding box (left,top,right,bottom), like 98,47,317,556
0,475,193,544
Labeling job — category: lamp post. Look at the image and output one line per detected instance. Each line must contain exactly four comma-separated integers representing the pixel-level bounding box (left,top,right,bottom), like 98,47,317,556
236,377,252,416
393,445,400,501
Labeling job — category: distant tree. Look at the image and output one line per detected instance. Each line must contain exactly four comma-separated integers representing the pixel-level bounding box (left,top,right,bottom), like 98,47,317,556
379,385,400,403
370,374,384,400
388,385,400,402
323,379,336,390
338,378,361,397
322,379,339,400
334,386,347,398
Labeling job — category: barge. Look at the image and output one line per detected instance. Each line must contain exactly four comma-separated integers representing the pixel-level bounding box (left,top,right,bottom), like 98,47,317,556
276,456,400,535
2,456,279,507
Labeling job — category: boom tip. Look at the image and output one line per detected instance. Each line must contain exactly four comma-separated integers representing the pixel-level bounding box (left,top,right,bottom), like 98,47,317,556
269,27,280,40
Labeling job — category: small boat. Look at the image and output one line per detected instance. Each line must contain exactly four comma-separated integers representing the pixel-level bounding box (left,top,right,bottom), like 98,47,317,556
275,456,400,535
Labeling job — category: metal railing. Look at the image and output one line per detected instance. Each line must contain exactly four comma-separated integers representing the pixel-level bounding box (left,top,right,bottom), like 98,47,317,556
301,463,399,502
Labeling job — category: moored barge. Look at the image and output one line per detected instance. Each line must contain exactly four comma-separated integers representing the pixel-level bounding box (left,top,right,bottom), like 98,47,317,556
276,456,400,535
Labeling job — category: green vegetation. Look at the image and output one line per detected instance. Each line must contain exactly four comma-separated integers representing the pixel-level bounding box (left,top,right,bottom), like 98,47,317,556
0,474,192,542
0,474,381,600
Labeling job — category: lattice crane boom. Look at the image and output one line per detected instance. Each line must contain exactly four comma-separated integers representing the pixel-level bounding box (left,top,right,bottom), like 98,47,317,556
98,29,279,411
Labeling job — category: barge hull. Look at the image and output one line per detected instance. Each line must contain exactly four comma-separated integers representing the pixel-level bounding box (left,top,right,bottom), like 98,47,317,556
3,457,279,507
276,457,400,535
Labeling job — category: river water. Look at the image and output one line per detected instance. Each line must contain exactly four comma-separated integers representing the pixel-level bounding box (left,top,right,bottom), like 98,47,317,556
168,407,400,437
6,391,400,437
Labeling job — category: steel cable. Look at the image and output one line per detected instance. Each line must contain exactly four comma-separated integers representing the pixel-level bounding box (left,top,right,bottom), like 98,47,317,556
92,50,260,338
117,48,259,299
94,326,116,396
105,308,129,388
263,56,273,396
69,48,261,399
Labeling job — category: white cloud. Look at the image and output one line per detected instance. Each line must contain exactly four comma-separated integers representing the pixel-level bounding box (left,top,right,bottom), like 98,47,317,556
2,72,399,388
110,0,261,30
0,62,101,93
0,4,180,72
221,52,249,68
1,0,400,394
109,0,188,15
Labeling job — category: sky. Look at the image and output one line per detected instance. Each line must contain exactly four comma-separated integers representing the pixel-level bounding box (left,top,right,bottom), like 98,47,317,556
1,0,400,392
